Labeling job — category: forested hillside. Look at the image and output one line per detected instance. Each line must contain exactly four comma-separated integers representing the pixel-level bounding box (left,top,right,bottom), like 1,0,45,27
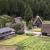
0,0,50,20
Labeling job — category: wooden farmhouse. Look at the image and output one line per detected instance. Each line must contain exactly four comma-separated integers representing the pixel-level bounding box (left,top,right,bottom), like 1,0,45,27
0,27,15,40
33,16,50,36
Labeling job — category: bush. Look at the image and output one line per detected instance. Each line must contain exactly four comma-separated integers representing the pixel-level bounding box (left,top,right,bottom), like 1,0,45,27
26,33,33,36
32,28,41,32
27,20,33,29
16,31,24,35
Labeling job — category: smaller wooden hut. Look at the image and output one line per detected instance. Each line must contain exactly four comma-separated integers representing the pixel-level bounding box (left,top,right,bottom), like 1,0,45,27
42,21,50,36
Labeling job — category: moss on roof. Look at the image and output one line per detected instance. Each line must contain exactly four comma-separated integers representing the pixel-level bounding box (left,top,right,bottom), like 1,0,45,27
43,21,50,24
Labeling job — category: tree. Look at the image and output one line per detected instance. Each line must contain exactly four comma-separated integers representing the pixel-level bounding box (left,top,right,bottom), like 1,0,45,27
24,5,33,25
0,0,50,20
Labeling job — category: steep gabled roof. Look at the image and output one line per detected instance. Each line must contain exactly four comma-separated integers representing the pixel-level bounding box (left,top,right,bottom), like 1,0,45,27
33,16,43,25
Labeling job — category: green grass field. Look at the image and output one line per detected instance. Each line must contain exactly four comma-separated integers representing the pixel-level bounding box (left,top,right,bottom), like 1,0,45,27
18,36,50,50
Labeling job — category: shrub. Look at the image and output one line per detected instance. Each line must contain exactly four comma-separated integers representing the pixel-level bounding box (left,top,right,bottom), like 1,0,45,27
26,33,33,36
32,28,41,32
27,20,33,29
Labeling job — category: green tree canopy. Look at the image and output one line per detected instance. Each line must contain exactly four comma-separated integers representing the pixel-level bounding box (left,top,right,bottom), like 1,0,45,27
0,0,50,20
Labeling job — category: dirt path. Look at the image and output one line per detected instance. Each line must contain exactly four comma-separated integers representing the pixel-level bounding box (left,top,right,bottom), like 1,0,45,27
0,45,17,50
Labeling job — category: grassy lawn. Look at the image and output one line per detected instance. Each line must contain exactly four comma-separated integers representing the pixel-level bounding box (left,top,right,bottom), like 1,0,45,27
0,35,29,45
18,36,50,50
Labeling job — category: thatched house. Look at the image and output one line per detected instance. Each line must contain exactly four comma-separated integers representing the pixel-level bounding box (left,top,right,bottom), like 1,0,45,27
33,16,50,36
33,16,43,28
0,27,15,40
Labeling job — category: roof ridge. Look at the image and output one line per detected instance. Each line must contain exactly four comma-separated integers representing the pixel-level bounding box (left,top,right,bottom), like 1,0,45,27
33,16,43,24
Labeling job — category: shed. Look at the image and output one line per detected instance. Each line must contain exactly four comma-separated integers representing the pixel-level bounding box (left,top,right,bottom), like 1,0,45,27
42,21,50,36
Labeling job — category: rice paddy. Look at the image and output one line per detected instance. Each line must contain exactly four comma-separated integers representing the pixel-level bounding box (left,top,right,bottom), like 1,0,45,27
0,35,50,50
0,35,29,45
18,36,50,50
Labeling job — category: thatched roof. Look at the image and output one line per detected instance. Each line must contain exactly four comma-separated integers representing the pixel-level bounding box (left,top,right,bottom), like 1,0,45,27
0,27,15,33
33,16,50,25
33,16,43,25
43,21,50,24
